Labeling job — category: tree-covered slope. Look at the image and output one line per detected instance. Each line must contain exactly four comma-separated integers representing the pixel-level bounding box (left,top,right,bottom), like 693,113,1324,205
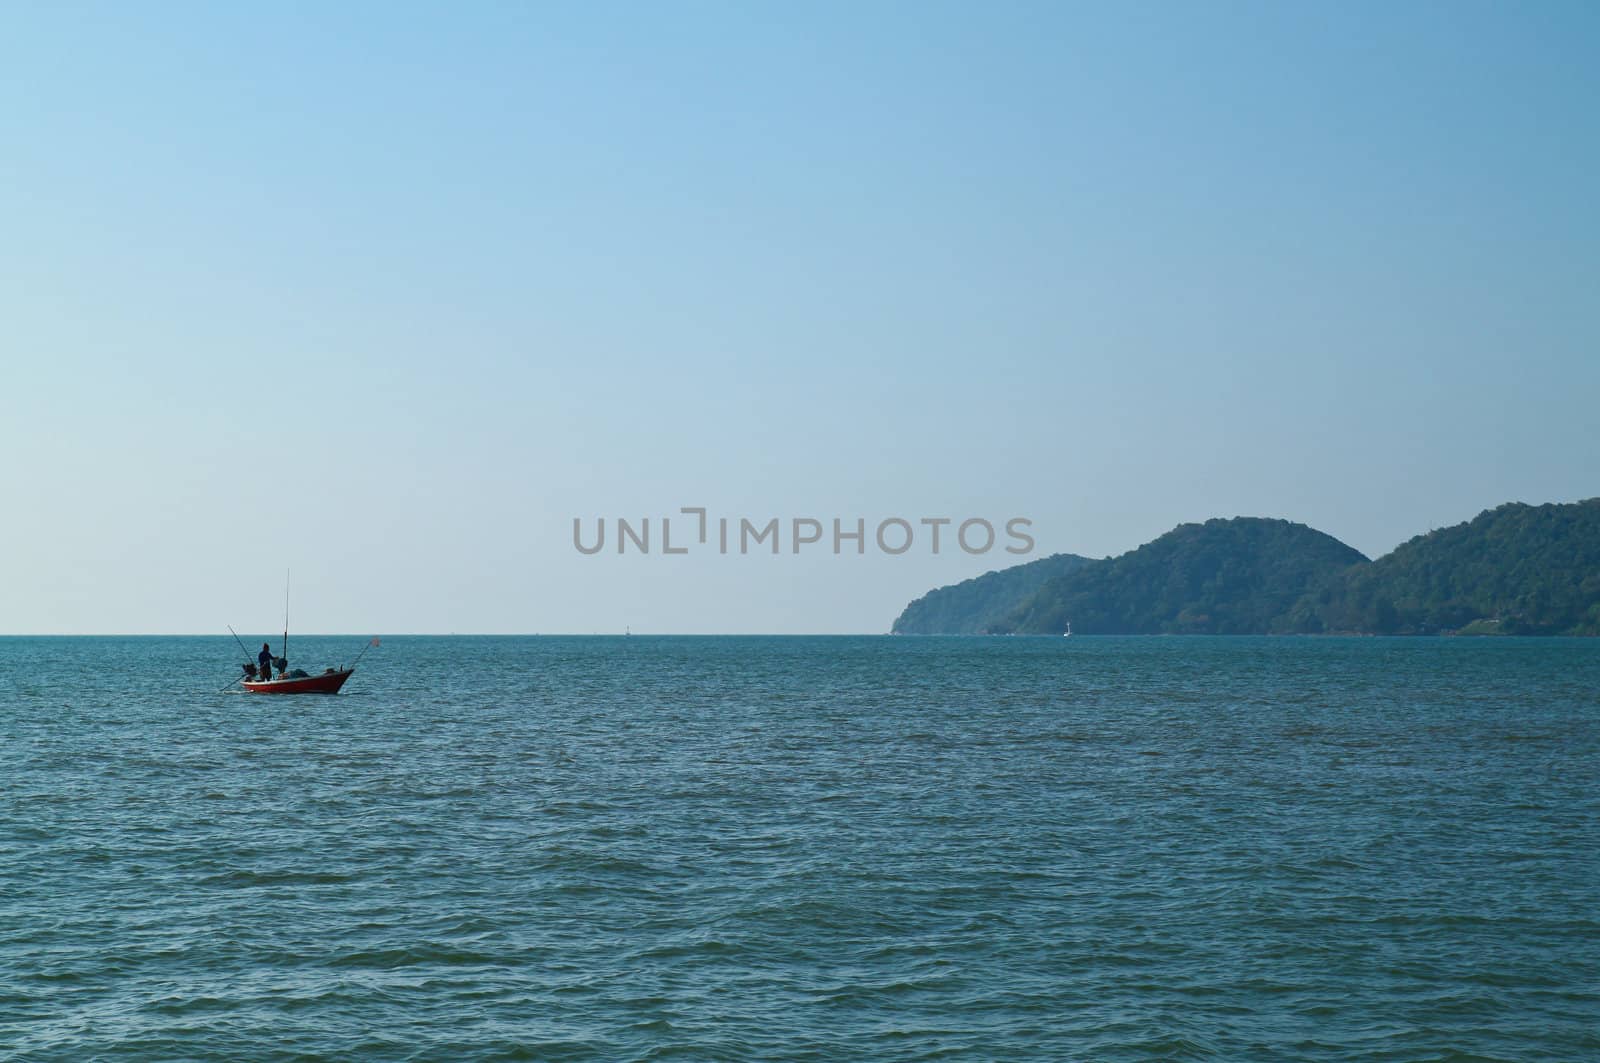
997,518,1369,635
893,500,1600,636
892,553,1096,634
1286,500,1600,635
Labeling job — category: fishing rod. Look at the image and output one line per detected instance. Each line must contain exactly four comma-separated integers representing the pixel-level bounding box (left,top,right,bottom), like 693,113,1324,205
227,625,253,661
282,570,290,665
349,636,381,670
225,624,262,690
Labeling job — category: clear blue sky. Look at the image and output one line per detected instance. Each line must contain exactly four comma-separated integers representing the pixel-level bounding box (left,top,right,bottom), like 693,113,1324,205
2,1,1596,634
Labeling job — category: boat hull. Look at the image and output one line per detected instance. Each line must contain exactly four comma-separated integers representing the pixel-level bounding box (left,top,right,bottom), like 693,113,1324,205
242,668,354,695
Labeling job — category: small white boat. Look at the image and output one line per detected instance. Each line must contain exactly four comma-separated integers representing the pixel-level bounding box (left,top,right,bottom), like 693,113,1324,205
1063,622,1072,637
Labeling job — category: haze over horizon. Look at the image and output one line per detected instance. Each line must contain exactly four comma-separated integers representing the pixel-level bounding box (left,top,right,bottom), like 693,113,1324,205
3,2,1596,635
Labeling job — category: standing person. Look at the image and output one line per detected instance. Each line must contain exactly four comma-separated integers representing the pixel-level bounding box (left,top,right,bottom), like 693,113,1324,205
259,642,274,681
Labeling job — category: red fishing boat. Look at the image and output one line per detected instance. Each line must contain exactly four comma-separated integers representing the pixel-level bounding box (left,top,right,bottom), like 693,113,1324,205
242,667,355,695
228,576,378,696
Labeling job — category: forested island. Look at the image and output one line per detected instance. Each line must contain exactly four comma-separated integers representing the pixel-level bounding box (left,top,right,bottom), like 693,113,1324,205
892,500,1600,636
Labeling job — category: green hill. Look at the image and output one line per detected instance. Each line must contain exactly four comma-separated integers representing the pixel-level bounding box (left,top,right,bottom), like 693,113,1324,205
893,499,1600,636
1285,500,1600,635
997,518,1368,635
891,552,1096,634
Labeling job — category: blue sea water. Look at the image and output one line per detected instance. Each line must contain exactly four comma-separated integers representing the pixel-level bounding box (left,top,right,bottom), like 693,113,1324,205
2,635,1598,1061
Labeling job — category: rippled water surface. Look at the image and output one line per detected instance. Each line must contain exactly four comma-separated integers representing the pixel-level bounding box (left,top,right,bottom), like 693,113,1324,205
3,635,1598,1060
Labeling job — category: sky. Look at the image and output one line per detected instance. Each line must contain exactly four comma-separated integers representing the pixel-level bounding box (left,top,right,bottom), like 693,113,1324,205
2,1,1597,634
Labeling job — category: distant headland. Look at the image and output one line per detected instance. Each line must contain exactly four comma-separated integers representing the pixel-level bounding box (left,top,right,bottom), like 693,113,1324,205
893,499,1600,636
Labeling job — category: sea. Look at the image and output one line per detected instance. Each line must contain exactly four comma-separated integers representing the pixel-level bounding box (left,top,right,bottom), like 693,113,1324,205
2,635,1597,1061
